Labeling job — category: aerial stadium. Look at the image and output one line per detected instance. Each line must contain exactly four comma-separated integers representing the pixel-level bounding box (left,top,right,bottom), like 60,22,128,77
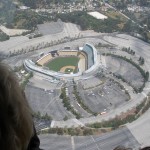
24,43,100,80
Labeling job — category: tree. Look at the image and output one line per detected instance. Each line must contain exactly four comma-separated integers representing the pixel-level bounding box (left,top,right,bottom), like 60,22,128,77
20,0,37,9
57,128,64,135
63,116,68,121
145,71,149,81
122,20,132,32
142,32,148,42
36,111,41,119
83,128,93,136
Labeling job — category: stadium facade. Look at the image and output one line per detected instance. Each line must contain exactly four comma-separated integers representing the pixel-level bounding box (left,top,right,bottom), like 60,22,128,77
24,43,99,80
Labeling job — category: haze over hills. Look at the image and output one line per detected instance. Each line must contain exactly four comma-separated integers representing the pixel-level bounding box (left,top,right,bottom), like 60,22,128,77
1,0,150,150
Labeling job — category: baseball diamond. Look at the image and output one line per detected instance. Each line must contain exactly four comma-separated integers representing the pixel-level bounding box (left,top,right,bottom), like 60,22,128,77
45,56,79,72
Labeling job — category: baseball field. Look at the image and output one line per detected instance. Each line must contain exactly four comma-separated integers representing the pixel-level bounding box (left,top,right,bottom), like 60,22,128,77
45,56,79,73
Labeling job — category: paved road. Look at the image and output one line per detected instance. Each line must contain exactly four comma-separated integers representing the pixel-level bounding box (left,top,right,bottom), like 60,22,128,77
39,127,140,150
127,106,150,147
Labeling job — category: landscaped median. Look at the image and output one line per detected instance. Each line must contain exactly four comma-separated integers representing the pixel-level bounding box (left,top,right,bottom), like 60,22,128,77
39,126,112,136
73,83,97,116
60,87,81,119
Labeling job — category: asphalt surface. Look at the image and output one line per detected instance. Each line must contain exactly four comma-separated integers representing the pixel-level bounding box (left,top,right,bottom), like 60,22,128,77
127,106,150,147
25,85,74,120
105,56,144,89
37,21,64,35
79,78,129,113
39,127,140,150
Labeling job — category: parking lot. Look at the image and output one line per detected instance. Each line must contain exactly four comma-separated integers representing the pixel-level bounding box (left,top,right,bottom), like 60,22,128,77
66,82,91,118
105,56,144,90
39,127,140,150
37,21,64,35
79,78,129,114
25,85,74,120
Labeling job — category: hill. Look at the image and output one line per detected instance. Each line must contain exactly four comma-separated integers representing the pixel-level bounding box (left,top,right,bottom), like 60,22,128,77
0,0,17,24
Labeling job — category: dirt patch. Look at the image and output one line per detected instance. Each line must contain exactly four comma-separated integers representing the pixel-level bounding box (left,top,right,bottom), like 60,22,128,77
60,66,75,73
0,25,29,36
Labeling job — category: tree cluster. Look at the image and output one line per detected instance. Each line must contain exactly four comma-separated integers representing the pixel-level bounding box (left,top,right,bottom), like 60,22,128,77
0,0,16,24
56,11,122,33
41,126,94,136
0,31,10,41
73,84,96,115
138,56,144,65
122,47,135,55
10,10,52,30
88,114,135,129
122,11,149,42
21,72,33,89
60,88,81,119
33,111,52,121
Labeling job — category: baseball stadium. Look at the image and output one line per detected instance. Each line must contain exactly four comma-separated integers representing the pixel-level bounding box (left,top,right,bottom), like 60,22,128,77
24,43,99,80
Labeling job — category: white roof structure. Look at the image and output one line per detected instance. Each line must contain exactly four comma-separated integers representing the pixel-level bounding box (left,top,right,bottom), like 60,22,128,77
88,11,108,20
19,6,30,10
79,47,83,51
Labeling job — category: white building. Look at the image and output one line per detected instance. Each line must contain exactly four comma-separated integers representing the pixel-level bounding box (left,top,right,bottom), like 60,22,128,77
88,11,108,20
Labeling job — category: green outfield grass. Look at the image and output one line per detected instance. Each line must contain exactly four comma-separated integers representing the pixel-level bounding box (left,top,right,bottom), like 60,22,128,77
45,56,79,72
